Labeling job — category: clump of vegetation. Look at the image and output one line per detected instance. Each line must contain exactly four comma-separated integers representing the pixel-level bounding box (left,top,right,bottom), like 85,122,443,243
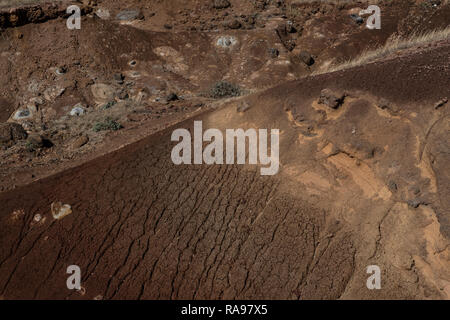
24,134,47,152
209,81,241,99
25,140,36,152
314,25,450,75
101,101,117,110
93,118,123,132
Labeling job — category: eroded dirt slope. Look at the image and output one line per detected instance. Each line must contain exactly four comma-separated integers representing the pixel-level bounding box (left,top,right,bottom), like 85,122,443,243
0,39,448,299
1,0,450,192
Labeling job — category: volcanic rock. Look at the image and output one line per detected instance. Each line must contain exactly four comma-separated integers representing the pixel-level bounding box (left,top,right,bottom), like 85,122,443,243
318,89,346,109
299,51,314,66
71,135,89,149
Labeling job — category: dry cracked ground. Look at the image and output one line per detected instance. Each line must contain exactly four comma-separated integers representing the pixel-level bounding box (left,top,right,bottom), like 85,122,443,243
0,0,449,300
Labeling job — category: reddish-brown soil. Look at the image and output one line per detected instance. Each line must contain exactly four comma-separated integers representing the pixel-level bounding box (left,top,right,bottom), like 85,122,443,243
0,0,449,300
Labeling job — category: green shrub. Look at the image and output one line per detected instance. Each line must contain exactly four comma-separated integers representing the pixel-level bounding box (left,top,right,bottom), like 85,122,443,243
93,118,123,132
101,101,117,110
209,81,241,99
25,140,36,152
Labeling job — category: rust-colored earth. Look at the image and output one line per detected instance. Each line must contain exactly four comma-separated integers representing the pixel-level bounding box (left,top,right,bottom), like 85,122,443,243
0,0,449,300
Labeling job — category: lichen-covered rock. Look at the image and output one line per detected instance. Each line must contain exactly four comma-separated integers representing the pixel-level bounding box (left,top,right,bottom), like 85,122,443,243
95,8,110,20
91,83,116,105
216,35,237,48
116,10,142,21
70,104,86,116
12,109,32,121
51,202,72,220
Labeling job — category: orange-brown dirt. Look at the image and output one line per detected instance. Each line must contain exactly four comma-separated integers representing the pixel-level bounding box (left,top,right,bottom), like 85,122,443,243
0,0,449,300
